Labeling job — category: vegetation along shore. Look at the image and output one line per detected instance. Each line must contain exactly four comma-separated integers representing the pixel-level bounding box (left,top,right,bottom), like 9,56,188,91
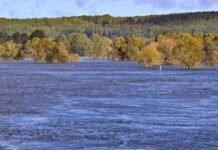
0,11,218,68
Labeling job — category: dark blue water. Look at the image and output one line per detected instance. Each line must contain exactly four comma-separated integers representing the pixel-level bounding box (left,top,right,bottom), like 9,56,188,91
0,59,218,149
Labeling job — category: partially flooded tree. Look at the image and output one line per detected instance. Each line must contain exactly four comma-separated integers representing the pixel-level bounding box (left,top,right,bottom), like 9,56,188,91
172,33,204,69
67,33,93,56
91,34,112,58
46,42,69,63
109,35,145,60
135,42,163,68
23,38,72,63
156,35,176,65
109,36,126,60
203,38,218,67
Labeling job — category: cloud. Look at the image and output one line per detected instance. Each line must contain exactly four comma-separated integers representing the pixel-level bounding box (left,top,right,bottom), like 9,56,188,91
135,0,177,9
134,0,218,9
76,0,86,7
198,0,217,7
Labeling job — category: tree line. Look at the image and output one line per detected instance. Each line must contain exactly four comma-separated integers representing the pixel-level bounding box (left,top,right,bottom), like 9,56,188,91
1,11,218,38
109,32,218,69
0,30,112,63
0,29,218,68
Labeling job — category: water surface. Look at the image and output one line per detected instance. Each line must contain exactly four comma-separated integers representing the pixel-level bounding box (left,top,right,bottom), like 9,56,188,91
0,59,218,149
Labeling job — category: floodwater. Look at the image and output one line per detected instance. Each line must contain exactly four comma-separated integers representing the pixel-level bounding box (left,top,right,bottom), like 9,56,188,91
0,58,218,150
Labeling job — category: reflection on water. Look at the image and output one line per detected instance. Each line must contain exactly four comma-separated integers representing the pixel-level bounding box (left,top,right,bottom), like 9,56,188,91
0,59,218,149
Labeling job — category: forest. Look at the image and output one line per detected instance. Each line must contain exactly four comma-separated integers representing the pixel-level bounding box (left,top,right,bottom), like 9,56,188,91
1,11,218,37
0,11,218,68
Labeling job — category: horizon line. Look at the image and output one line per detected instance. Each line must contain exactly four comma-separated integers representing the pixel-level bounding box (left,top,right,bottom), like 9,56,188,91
0,10,217,19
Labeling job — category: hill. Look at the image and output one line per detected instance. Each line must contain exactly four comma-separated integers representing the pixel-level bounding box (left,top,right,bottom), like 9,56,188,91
1,11,218,38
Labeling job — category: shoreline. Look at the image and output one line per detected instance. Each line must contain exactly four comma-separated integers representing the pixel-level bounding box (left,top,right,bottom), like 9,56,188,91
0,59,217,71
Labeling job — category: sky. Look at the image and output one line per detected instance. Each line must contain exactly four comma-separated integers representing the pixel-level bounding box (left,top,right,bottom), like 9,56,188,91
0,0,218,18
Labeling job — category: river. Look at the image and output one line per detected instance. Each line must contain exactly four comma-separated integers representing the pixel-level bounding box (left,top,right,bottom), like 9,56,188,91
0,58,218,149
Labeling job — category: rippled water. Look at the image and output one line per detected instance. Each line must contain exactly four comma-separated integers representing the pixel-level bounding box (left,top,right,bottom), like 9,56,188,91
0,59,218,150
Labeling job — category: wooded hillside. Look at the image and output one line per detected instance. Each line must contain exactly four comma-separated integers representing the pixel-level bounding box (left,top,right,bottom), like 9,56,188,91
1,11,218,38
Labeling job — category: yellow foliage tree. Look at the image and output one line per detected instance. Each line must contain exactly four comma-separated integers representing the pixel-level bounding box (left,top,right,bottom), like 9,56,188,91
109,35,145,60
24,38,71,63
156,35,176,64
0,41,21,60
135,43,163,67
172,33,204,69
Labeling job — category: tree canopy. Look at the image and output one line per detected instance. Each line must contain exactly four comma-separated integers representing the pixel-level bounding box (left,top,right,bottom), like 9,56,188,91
0,29,218,69
0,12,218,38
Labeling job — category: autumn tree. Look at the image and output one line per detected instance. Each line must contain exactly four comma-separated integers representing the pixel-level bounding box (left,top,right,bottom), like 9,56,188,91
203,37,218,67
0,41,21,60
55,34,70,50
109,35,145,60
108,36,125,60
172,33,204,69
156,34,176,64
46,42,69,63
22,37,41,59
23,38,72,63
135,42,163,67
0,45,4,58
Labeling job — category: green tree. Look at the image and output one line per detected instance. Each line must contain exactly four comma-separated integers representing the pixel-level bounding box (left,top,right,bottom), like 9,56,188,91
67,33,93,56
12,32,29,44
0,32,8,44
29,30,46,40
90,34,112,58
55,34,70,50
